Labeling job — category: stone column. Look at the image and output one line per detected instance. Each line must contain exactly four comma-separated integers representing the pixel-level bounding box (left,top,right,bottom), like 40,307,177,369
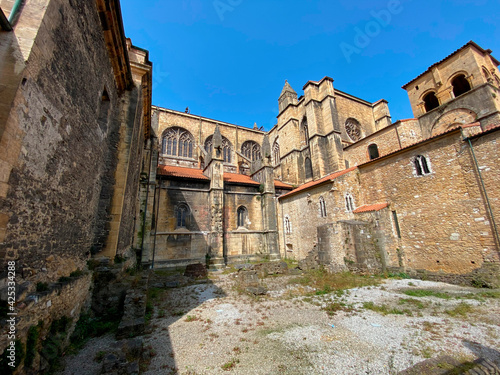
260,135,280,260
206,125,225,268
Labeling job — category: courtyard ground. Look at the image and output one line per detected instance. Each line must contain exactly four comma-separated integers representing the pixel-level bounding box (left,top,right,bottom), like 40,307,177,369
60,268,500,375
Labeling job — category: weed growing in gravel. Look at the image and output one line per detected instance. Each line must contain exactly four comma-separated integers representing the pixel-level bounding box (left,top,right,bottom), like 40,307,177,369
288,269,380,296
403,289,451,299
94,351,106,363
362,301,404,315
322,302,355,316
221,358,240,371
185,315,199,322
445,302,474,317
398,298,429,309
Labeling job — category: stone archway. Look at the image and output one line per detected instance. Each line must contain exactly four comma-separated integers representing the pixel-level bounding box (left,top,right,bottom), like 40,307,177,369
431,108,477,136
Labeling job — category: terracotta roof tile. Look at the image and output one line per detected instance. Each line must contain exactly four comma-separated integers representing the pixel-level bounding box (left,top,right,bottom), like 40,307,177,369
223,173,260,185
274,180,294,189
279,167,357,200
157,165,209,180
357,122,482,167
353,202,389,214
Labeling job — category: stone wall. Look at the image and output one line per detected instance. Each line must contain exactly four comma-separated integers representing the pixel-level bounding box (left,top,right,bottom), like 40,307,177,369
0,0,123,282
358,129,499,274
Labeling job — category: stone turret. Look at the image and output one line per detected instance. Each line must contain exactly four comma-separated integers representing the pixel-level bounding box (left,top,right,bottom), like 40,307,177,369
278,80,298,113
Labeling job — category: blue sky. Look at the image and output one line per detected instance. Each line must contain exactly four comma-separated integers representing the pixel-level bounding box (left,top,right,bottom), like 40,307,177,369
121,0,500,131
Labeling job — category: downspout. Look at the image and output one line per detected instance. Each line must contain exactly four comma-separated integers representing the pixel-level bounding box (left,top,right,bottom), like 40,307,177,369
140,137,154,255
151,177,161,269
8,0,22,24
461,128,500,248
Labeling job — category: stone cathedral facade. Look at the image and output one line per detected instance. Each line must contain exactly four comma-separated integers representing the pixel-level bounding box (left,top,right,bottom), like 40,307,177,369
140,41,500,284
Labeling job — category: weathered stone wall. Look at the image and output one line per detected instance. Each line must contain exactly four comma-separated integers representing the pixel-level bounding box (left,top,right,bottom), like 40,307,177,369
0,0,123,281
278,169,361,261
358,130,499,274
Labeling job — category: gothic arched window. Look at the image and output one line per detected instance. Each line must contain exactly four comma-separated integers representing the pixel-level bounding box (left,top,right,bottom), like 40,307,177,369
162,127,194,158
305,157,313,180
301,117,309,146
273,138,280,166
241,141,261,161
237,206,248,228
451,74,471,97
319,196,327,218
414,155,431,176
345,118,362,142
175,203,190,228
204,135,233,163
423,92,439,112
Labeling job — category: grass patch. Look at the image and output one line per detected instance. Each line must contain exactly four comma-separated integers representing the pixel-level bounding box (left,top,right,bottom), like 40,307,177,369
322,302,355,316
221,358,240,371
445,302,474,317
363,301,404,315
403,289,451,299
398,298,428,309
288,269,380,296
185,315,199,322
36,282,49,292
69,314,119,353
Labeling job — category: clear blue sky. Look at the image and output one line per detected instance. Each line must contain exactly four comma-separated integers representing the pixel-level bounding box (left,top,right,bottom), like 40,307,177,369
121,0,500,131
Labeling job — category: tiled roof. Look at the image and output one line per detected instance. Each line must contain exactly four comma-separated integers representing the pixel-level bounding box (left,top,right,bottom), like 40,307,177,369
157,165,209,180
357,123,482,167
224,173,260,185
402,41,499,89
279,167,358,200
353,202,389,214
274,180,294,189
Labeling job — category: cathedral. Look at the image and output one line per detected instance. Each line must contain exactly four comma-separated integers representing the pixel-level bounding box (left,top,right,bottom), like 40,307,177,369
0,0,499,366
140,41,500,280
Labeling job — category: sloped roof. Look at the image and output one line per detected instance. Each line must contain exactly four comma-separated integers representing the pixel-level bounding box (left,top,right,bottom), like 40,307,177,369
280,80,297,96
402,41,499,89
274,180,294,189
357,123,483,167
353,203,389,214
157,165,209,180
278,167,358,200
157,165,292,189
224,172,260,185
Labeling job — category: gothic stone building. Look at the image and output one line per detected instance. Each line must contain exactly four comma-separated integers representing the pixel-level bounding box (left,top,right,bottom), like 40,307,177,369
142,41,500,284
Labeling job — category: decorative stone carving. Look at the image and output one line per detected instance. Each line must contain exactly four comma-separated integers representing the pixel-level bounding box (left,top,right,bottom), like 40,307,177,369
345,118,362,141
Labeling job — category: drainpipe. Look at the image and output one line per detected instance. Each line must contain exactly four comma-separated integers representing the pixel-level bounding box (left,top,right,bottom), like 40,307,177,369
8,0,22,24
151,177,161,269
461,128,500,248
140,137,154,255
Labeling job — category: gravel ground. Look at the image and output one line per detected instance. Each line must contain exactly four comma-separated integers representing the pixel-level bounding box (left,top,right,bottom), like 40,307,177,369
60,273,500,375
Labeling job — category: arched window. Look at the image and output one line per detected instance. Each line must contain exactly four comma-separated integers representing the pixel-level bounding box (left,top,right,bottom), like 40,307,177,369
414,155,431,176
368,144,379,160
305,157,313,180
482,67,491,80
162,127,194,158
301,117,309,146
345,193,355,212
273,138,280,166
451,74,471,97
284,216,292,234
319,196,327,218
204,135,233,163
175,203,190,228
241,141,261,161
237,206,248,228
345,118,362,142
423,92,439,112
